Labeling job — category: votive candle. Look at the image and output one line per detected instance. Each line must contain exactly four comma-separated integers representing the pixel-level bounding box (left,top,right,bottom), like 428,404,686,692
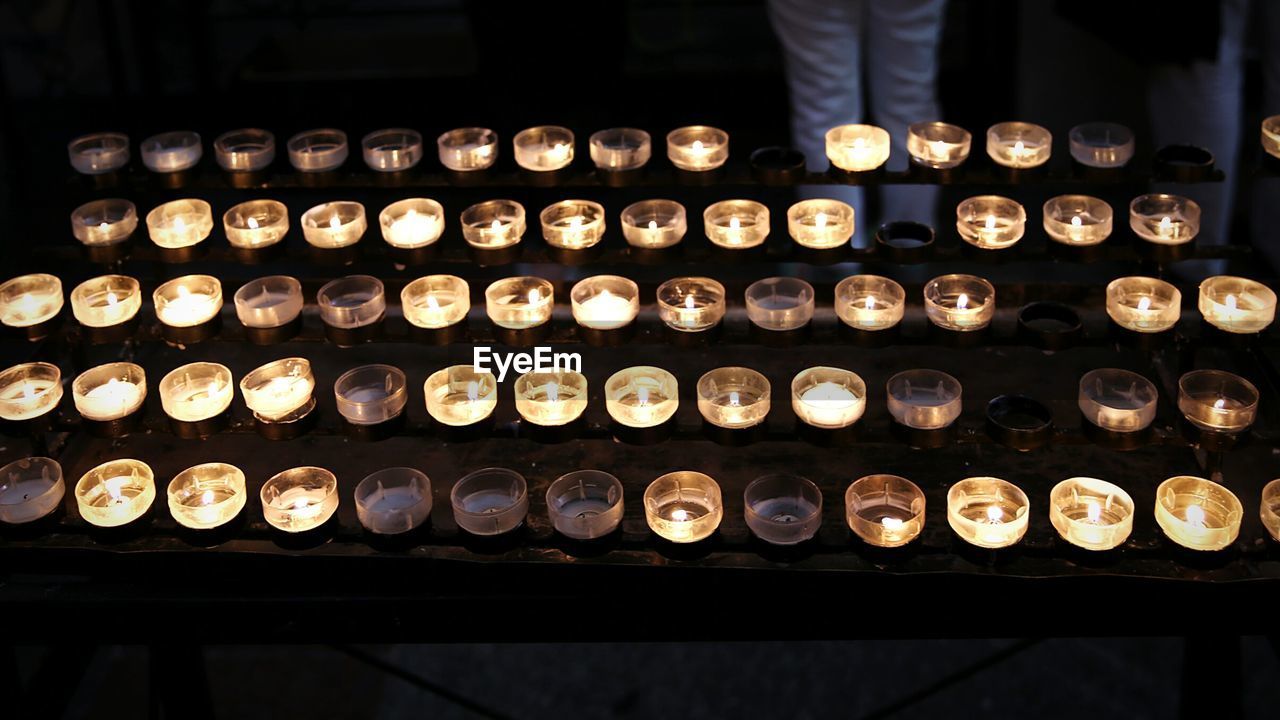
590,127,651,171
154,275,222,328
791,366,866,429
986,122,1051,168
1155,475,1241,551
825,124,891,172
423,365,497,426
540,199,606,250
240,358,314,422
233,275,303,330
71,199,137,246
620,199,687,249
461,199,525,249
379,198,444,249
0,457,64,524
355,467,432,535
71,275,141,328
485,276,553,329
514,370,588,426
1198,276,1276,334
644,471,722,543
146,199,213,249
835,275,905,331
513,125,574,171
907,121,971,168
786,199,854,249
401,275,470,329
845,474,926,547
1106,277,1181,333
438,127,498,171
656,277,726,332
1130,194,1200,245
167,462,247,530
1077,368,1158,433
947,476,1030,549
886,369,963,430
1043,195,1113,246
697,367,770,429
924,274,995,331
75,459,155,527
302,201,367,249
1177,369,1258,433
0,362,63,421
72,362,145,421
705,200,769,249
223,199,289,249
159,362,234,423
0,274,63,329
571,275,639,330
746,277,814,331
956,195,1025,249
605,366,678,428
261,467,339,533
1049,477,1134,551
666,126,728,171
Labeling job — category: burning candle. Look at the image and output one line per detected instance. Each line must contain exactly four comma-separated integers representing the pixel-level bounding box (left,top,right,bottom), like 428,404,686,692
743,473,822,545
213,128,275,172
924,274,995,331
72,362,146,421
0,362,63,421
0,274,62,329
75,459,155,527
1049,477,1134,551
1105,277,1181,333
154,275,222,328
697,367,770,429
547,470,624,540
605,366,678,428
845,474,926,547
1069,122,1134,168
460,199,526,249
1129,194,1200,245
1264,116,1280,159
437,127,498,171
287,128,348,172
956,195,1025,250
1154,475,1241,551
379,198,444,249
140,130,201,172
825,124,891,172
514,370,588,426
620,199,686,249
0,457,64,524
224,199,289,250
906,121,972,168
791,366,866,429
159,362,233,423
513,125,574,171
240,358,315,422
1043,195,1113,246
571,275,639,330
1261,479,1280,542
666,126,728,171
450,468,528,536
947,476,1030,549
68,131,129,175
233,275,303,330
835,275,905,331
167,463,246,530
589,127,651,171
317,275,385,331
1198,276,1276,334
355,467,432,535
146,199,213,249
1177,369,1258,433
301,201,367,249
261,467,338,533
657,277,726,332
644,471,722,543
746,277,815,332
334,364,408,426
786,199,855,249
1077,368,1158,433
540,199,606,250
401,275,469,329
362,128,423,172
424,365,497,426
485,276,553,329
71,198,137,247
986,122,1051,169
886,369,962,430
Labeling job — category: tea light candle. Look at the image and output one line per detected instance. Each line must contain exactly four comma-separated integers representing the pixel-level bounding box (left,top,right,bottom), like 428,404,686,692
75,459,155,527
956,195,1025,249
224,200,289,249
355,467,432,535
620,199,686,249
540,199,606,250
437,127,498,171
68,131,129,175
1261,479,1280,542
835,275,905,331
401,275,469,329
1264,116,1280,159
1105,277,1181,333
547,470,624,540
240,358,315,422
140,130,202,172
513,370,588,426
424,365,497,426
335,364,408,426
589,127,651,171
214,128,275,172
362,128,423,172
743,473,822,545
154,275,222,328
886,369,963,430
513,125,574,171
947,476,1029,549
845,474,925,547
786,199,854,249
746,277,815,331
160,362,233,423
301,201,367,249
1069,122,1134,168
571,275,639,330
0,274,62,329
1042,195,1112,246
697,367,770,429
379,198,444,249
1198,276,1277,334
791,366,866,429
1177,369,1258,433
825,124,891,172
0,457,64,524
233,275,304,330
645,471,722,543
460,200,526,249
1129,194,1200,245
1155,475,1242,551
605,366,678,428
924,274,995,331
657,277,726,333
72,362,145,421
0,362,63,421
167,463,247,530
985,121,1051,169
1050,477,1134,551
485,276,553,329
287,128,348,172
71,199,137,247
450,468,528,536
1078,368,1158,433
666,126,728,171
261,467,339,533
317,275,385,330
906,121,971,168
146,199,213,249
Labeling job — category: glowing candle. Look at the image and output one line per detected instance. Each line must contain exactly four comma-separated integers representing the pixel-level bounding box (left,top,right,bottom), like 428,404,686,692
0,456,65,524
1177,369,1258,433
791,367,866,429
71,199,137,247
667,126,729,171
571,275,639,330
154,275,222,328
1130,194,1200,245
513,126,574,171
986,122,1051,168
1043,195,1113,246
907,122,971,168
75,459,155,527
438,127,498,171
485,277,553,329
0,274,63,329
825,124,891,171
835,275,905,331
947,477,1029,548
261,467,338,533
1049,477,1134,551
697,367,770,429
845,474,926,547
605,366,679,428
379,198,444,249
224,199,289,249
1261,478,1280,542
159,362,233,423
424,365,497,426
146,199,213,249
461,199,525,249
71,275,141,328
1105,277,1181,333
657,277,726,332
704,200,769,249
301,201,367,249
956,196,1025,249
1198,276,1276,334
0,362,63,421
541,200,606,250
240,358,315,422
401,275,469,329
1154,475,1241,551
72,362,145,421
167,463,247,530
787,199,855,249
924,274,994,331
589,127,651,171
620,199,686,249
514,371,588,426
645,471,723,543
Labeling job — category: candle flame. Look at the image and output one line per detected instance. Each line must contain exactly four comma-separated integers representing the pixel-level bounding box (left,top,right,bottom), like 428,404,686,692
527,288,540,304
105,475,127,503
176,285,190,299
546,382,559,402
984,215,997,230
426,294,441,311
930,140,947,157
864,295,875,310
637,386,650,405
691,140,704,153
685,294,696,309
173,216,186,232
1185,503,1206,527
956,293,969,310
1087,500,1102,523
98,221,110,232
728,390,740,406
1213,396,1227,410
247,216,259,230
1226,294,1237,311
466,380,479,402
852,137,866,150
815,212,827,229
329,214,341,230
881,516,904,530
106,291,118,306
1159,216,1172,232
201,489,215,506
648,220,658,231
292,498,311,510
490,219,502,231
1013,140,1025,155
729,216,741,231
1071,215,1082,227
568,215,583,230
1137,296,1152,311
22,382,37,400
985,505,1003,523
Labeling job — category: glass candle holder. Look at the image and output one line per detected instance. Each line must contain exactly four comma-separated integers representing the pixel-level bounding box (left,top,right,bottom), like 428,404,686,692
835,275,905,331
68,131,129,175
1069,122,1135,168
745,277,815,331
73,362,145,421
743,473,822,545
1264,116,1280,159
75,459,155,527
1078,369,1158,433
1049,477,1134,551
317,275,385,330
645,471,722,543
355,467,432,535
697,367,770,429
985,121,1051,169
335,365,407,426
1155,475,1242,551
657,277,726,332
71,198,137,247
160,362,233,423
605,366,678,428
786,199,855,249
1198,276,1277,334
451,468,529,536
547,470,624,540
154,275,222,328
590,127,651,171
437,127,498,171
0,274,63,329
401,275,469,329
1106,277,1181,333
379,198,444,249
240,358,314,422
140,130,202,172
223,199,289,250
146,199,213,249
666,126,728,171
540,200,606,250
571,275,639,330
0,362,63,421
1261,479,1280,542
362,128,423,172
621,199,687,249
825,124,891,172
513,125,574,171
845,474,925,547
704,200,770,249
424,366,497,427
1129,194,1200,245
1177,369,1258,433
956,195,1025,249
947,476,1030,549
886,369,962,430
791,366,866,429
214,128,275,172
461,200,526,249
514,371,588,426
0,457,64,524
261,467,338,533
234,275,303,330
301,201,367,249
72,275,140,329
287,128,348,172
924,274,995,331
1043,195,1113,246
167,463,247,530
485,276,553,329
906,121,971,169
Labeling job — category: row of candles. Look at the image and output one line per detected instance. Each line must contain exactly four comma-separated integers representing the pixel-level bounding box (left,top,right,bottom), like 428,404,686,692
0,452,1274,555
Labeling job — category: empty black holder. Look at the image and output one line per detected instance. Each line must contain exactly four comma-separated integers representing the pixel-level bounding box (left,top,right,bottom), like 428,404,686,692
986,395,1053,450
